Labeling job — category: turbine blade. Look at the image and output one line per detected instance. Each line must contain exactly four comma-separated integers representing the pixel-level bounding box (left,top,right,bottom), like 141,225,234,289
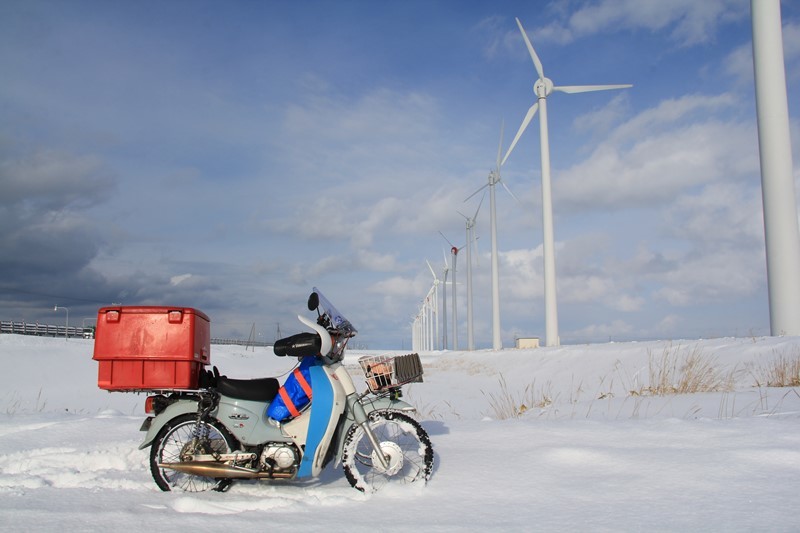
502,102,538,166
495,119,505,171
465,182,489,202
554,84,632,94
500,180,521,203
440,231,455,248
474,191,485,219
426,259,437,280
515,18,544,79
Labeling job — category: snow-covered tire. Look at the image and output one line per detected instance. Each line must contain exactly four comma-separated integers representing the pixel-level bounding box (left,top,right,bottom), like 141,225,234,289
149,414,237,492
342,410,433,492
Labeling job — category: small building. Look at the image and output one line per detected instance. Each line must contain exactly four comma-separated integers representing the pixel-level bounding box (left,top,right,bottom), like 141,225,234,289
515,337,540,349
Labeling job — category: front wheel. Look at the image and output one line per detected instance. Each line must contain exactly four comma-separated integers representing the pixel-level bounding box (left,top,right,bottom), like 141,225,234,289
342,410,434,492
149,414,237,492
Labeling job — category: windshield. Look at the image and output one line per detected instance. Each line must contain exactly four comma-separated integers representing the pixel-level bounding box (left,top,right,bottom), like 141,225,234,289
313,287,357,337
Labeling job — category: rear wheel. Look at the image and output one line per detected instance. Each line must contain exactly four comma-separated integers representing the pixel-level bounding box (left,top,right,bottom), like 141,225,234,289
342,410,434,492
149,414,237,492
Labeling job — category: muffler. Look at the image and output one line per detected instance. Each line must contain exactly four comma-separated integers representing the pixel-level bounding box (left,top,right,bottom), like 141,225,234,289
158,461,293,479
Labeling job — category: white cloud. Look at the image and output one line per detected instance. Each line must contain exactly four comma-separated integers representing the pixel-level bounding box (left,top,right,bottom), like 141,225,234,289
724,43,754,85
572,93,632,135
536,0,748,47
726,21,800,85
498,247,542,300
169,273,192,286
652,247,765,306
567,319,634,342
556,94,757,210
652,314,684,337
475,15,511,59
281,88,441,178
783,21,800,63
609,93,737,143
664,182,764,245
613,294,646,312
776,21,800,83
355,249,400,272
0,147,115,209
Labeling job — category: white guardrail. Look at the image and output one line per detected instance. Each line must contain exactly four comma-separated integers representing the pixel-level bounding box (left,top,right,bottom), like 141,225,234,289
0,320,93,338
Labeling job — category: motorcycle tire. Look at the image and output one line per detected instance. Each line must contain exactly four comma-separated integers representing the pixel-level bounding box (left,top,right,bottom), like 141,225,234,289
341,410,434,493
149,413,238,492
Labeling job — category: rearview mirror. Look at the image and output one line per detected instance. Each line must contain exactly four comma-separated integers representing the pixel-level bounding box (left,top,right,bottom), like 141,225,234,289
307,291,319,311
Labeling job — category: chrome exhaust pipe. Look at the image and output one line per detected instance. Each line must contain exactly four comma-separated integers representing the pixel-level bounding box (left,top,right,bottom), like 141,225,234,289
158,461,293,479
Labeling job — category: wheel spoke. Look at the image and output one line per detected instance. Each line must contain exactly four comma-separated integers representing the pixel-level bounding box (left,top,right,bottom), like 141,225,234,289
342,411,433,493
150,416,235,492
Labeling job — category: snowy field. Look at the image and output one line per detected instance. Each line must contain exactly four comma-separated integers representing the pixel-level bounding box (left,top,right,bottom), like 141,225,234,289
1,333,800,532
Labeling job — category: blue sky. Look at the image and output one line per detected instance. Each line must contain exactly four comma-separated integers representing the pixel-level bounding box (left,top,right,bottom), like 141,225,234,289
1,0,799,349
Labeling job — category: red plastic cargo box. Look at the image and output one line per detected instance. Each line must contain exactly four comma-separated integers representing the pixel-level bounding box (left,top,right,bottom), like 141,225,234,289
92,306,211,391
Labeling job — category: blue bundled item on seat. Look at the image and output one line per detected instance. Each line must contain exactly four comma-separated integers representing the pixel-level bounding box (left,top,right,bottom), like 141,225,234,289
267,357,318,421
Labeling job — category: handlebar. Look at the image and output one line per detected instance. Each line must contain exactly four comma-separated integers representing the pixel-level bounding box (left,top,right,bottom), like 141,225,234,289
273,289,354,363
273,332,320,358
297,314,333,358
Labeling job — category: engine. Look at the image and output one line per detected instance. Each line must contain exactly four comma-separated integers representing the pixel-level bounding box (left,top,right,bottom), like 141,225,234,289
260,443,299,472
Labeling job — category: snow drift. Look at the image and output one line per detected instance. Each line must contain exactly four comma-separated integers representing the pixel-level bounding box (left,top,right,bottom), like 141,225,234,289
1,334,799,531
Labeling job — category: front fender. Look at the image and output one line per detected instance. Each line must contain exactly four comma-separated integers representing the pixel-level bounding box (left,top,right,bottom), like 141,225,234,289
138,399,199,450
360,395,416,416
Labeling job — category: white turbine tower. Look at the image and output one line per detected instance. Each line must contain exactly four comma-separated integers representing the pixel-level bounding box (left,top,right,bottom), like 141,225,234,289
467,123,517,350
419,312,424,351
458,194,484,351
751,0,800,336
412,313,420,352
440,233,464,351
426,260,441,350
423,285,436,350
440,253,450,349
502,17,631,347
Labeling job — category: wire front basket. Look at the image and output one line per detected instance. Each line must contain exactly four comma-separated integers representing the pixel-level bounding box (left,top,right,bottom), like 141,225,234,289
358,353,424,393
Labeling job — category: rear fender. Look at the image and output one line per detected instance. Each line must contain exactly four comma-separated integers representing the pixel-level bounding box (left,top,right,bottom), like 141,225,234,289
138,399,200,450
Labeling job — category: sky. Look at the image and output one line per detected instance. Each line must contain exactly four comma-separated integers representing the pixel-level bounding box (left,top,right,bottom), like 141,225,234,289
1,0,799,349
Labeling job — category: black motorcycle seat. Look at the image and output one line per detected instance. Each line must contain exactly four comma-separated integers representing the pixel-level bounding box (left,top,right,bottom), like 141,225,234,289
216,376,280,402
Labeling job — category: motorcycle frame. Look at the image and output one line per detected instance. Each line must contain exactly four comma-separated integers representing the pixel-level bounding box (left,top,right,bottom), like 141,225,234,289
139,359,415,479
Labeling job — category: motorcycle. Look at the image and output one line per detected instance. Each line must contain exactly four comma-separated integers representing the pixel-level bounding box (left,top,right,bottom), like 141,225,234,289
139,288,434,493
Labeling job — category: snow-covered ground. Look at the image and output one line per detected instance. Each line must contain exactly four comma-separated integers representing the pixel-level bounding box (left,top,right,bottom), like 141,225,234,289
2,333,800,531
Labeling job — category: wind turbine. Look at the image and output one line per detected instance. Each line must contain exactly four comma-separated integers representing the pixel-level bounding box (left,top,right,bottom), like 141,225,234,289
751,0,800,335
502,17,631,347
423,284,437,350
439,252,450,349
425,260,441,350
440,233,464,351
466,122,517,350
458,193,484,351
411,308,422,352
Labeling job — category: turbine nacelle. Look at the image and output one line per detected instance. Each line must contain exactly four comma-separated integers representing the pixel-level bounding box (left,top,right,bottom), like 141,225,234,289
534,78,554,98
